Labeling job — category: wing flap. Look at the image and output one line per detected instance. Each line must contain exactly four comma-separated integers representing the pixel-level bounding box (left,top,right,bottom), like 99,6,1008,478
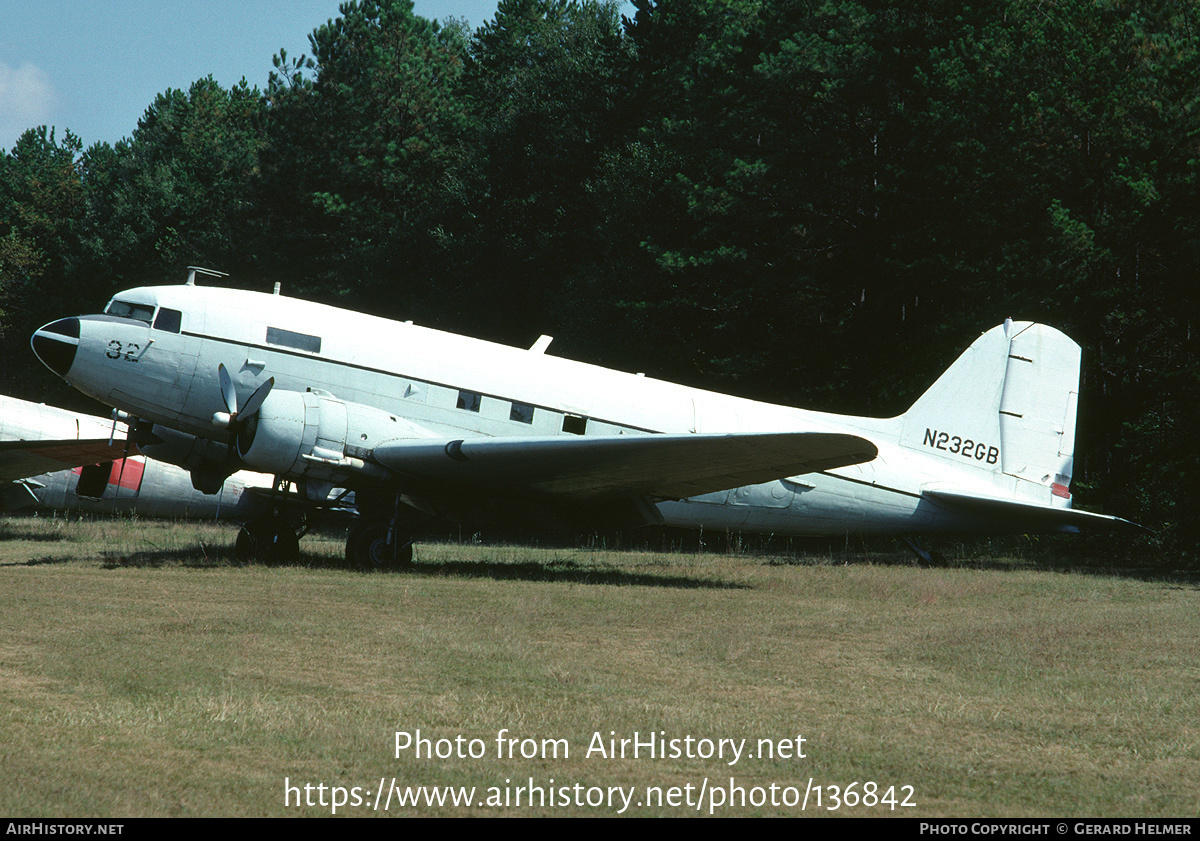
923,488,1144,532
373,432,877,502
0,438,131,484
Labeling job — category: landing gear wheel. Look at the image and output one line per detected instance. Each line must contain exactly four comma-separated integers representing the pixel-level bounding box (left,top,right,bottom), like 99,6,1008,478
900,537,949,568
234,526,257,565
235,515,301,566
347,521,413,570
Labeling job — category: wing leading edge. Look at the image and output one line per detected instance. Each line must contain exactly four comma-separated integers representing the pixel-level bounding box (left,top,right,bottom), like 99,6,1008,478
373,431,878,502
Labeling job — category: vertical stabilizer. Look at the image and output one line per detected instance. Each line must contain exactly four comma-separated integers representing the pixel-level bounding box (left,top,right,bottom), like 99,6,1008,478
899,321,1081,502
997,322,1080,500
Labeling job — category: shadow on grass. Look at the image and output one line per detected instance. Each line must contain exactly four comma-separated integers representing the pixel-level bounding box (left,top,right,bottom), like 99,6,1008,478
89,530,1192,588
0,526,71,543
99,546,232,570
98,546,746,589
0,555,72,567
401,558,747,589
971,555,1200,586
0,522,74,566
765,542,1200,586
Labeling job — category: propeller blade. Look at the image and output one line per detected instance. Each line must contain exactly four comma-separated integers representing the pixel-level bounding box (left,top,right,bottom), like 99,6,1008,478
240,377,275,419
218,364,238,416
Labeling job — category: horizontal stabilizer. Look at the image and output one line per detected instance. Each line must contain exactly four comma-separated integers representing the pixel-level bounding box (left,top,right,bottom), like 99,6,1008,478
0,480,42,511
0,438,132,484
373,432,877,502
923,488,1144,533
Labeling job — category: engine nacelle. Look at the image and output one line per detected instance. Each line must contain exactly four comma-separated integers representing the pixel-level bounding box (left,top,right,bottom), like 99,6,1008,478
235,390,419,482
138,425,239,493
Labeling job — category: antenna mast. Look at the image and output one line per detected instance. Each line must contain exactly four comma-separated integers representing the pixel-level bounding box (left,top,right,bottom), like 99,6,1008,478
185,266,230,286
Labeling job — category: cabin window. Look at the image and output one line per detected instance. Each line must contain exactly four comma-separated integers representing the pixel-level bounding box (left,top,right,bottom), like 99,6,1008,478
510,402,534,424
562,414,587,435
153,307,182,333
457,390,481,412
266,326,321,354
105,300,155,325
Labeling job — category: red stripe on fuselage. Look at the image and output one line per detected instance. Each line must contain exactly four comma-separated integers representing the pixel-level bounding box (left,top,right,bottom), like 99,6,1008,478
108,457,145,491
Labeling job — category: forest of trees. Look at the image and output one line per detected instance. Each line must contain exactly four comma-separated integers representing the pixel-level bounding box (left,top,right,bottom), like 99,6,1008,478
1,0,1196,560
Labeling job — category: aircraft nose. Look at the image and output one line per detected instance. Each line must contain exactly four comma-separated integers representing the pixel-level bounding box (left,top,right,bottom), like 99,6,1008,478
31,317,80,378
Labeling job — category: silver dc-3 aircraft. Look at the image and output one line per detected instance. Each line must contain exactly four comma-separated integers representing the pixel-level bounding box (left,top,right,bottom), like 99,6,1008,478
31,268,1136,566
0,393,270,520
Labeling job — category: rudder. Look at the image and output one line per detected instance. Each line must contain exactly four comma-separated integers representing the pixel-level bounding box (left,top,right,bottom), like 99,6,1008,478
899,320,1081,502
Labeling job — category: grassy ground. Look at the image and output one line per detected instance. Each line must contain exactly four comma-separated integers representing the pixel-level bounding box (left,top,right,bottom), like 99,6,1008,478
0,513,1196,817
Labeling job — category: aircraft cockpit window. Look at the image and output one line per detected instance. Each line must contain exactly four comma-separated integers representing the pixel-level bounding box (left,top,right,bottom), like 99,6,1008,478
562,415,587,435
105,300,155,325
457,390,482,413
153,307,182,333
266,326,321,354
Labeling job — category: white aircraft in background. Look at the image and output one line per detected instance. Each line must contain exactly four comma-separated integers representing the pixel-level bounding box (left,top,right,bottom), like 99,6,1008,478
31,268,1138,567
0,393,280,545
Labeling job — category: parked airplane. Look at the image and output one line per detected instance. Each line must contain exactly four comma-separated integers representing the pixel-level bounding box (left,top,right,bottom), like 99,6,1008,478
0,393,277,535
30,268,1137,567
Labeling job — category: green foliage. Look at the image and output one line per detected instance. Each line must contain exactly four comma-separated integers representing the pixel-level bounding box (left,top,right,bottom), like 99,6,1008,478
81,77,267,285
261,0,469,304
0,127,85,301
448,0,634,340
0,128,87,396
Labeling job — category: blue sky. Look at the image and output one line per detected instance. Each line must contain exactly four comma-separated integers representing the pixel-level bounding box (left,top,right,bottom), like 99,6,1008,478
0,0,507,152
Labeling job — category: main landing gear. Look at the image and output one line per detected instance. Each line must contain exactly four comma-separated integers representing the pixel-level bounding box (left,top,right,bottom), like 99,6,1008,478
345,520,414,569
343,489,425,570
235,511,303,565
232,482,423,570
233,476,307,565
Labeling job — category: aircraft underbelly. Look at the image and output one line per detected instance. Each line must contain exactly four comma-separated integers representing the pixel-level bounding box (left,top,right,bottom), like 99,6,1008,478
658,456,1026,536
657,497,749,530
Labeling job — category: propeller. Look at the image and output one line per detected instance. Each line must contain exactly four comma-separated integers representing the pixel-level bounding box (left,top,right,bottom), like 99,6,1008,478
212,363,274,429
212,364,274,461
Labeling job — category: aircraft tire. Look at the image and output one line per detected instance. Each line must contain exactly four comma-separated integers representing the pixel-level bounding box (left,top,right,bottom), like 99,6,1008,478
236,516,300,566
347,521,413,570
234,527,256,565
264,526,301,566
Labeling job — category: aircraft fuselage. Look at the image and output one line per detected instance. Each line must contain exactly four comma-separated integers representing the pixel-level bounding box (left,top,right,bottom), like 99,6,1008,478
0,394,261,518
31,280,1120,548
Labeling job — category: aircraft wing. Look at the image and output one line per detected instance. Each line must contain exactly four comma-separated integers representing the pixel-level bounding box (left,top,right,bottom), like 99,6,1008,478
0,438,130,484
922,488,1145,532
372,432,877,502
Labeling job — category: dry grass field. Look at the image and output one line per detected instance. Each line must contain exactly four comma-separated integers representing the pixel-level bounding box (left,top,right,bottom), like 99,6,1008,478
0,513,1196,817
